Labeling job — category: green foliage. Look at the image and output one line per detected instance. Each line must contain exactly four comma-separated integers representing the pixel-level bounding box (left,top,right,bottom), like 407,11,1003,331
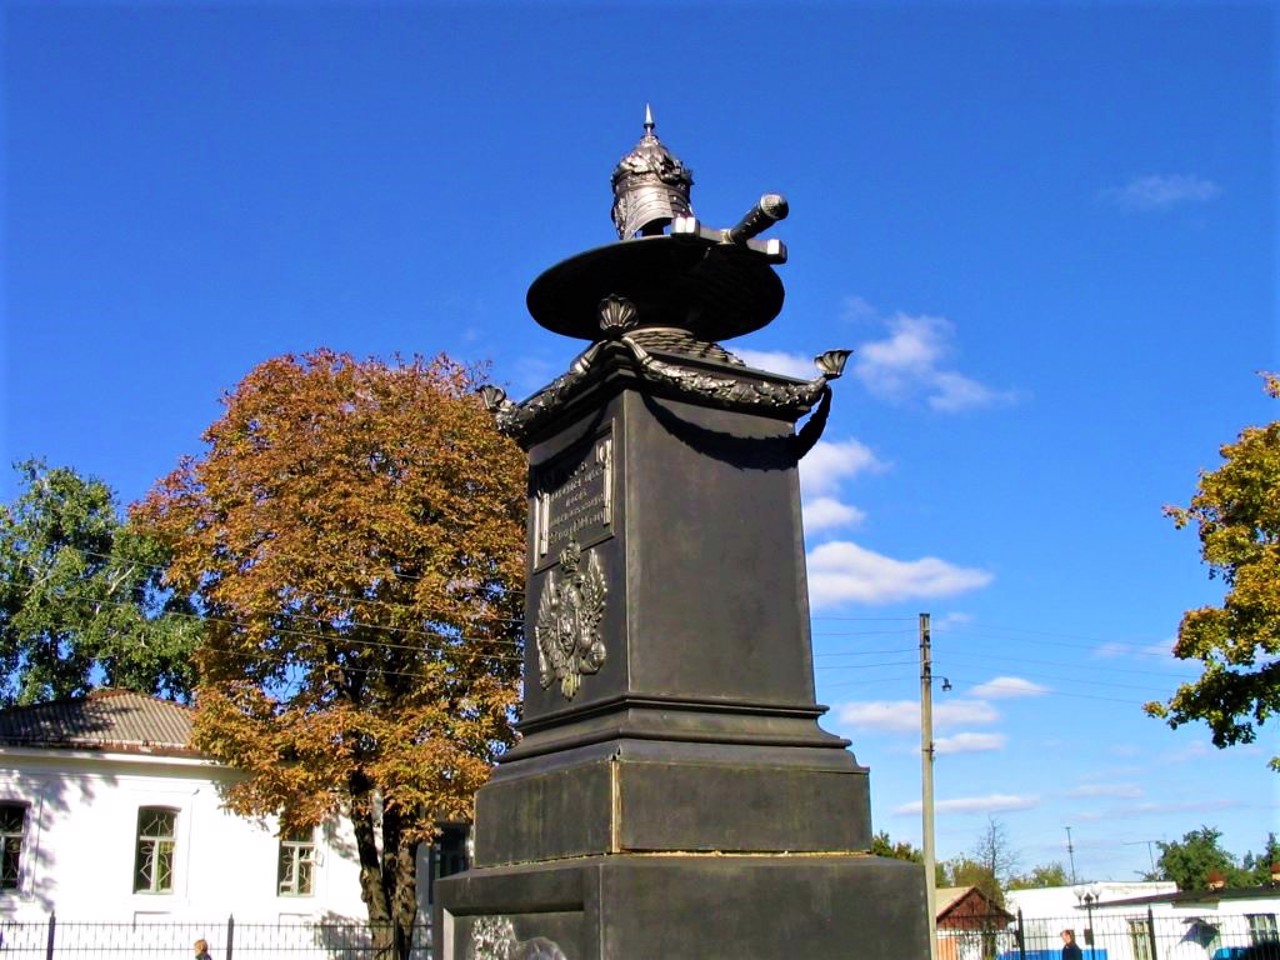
870,831,948,884
0,460,198,704
1008,862,1070,890
1152,826,1248,891
871,830,924,862
1148,374,1280,771
1241,832,1279,885
943,856,1002,903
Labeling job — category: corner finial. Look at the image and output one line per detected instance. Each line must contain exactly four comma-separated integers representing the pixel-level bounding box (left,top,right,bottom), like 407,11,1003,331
644,103,655,134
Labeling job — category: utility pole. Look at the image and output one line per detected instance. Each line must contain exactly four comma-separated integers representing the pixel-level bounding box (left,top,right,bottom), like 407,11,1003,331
920,612,938,960
1066,826,1078,885
1123,839,1160,877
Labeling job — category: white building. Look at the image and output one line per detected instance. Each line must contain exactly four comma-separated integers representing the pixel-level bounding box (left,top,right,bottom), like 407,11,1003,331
1008,883,1280,960
0,689,449,930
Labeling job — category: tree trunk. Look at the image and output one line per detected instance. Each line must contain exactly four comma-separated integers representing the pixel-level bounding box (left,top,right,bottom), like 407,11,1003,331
380,803,422,960
391,829,420,960
349,799,395,957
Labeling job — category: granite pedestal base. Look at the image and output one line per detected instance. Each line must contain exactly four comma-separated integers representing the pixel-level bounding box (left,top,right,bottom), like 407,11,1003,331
436,853,927,959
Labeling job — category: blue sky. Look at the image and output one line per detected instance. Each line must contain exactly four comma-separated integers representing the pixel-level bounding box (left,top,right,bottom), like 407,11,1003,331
4,2,1276,881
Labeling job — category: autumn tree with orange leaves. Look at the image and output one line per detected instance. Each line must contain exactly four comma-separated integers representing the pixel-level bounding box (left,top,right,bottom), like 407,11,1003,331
133,351,525,957
1147,374,1280,773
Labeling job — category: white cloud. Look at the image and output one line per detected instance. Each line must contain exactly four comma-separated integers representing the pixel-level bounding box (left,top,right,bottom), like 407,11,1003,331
935,732,1007,755
836,700,919,732
1067,783,1144,799
894,794,1039,816
836,698,998,732
802,496,866,533
935,700,1001,727
842,295,878,323
1104,174,1222,212
807,540,994,607
852,312,1016,413
1120,799,1240,816
734,349,817,380
799,439,887,497
929,371,1006,413
1160,740,1214,764
969,676,1049,699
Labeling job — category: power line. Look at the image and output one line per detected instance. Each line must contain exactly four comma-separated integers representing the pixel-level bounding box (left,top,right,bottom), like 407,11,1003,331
943,623,1175,657
814,648,912,658
71,546,529,604
26,590,525,669
28,611,522,689
810,616,916,623
937,649,1197,682
936,672,1153,707
16,557,527,650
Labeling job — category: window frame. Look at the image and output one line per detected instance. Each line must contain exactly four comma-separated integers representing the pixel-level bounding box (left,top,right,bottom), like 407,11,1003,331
1126,918,1153,960
133,806,178,895
277,827,317,898
0,803,27,893
1247,914,1278,945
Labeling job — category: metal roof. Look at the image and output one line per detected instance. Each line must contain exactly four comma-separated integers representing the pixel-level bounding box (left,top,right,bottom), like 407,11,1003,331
0,689,195,756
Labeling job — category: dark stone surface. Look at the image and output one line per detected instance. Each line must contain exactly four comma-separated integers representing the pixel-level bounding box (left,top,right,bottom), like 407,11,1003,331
516,375,832,739
526,235,784,343
437,854,929,960
476,740,871,865
435,327,927,957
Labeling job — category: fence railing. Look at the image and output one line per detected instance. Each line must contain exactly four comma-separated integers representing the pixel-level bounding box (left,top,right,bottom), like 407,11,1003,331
0,916,431,959
938,910,1279,960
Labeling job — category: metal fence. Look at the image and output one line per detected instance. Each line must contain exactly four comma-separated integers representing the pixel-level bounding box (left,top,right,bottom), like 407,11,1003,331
939,910,1280,960
0,916,431,960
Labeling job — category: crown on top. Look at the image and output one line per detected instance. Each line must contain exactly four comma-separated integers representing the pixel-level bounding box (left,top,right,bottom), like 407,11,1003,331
610,105,694,240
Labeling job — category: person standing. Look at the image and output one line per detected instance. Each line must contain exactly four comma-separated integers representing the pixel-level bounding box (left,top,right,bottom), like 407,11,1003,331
1062,929,1084,960
193,938,213,960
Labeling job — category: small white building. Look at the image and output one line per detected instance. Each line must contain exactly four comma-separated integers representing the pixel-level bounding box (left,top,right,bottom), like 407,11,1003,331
0,689,445,929
1008,883,1280,960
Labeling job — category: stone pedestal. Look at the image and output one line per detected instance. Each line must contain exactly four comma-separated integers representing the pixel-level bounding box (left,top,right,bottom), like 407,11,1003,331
435,343,929,959
442,855,928,959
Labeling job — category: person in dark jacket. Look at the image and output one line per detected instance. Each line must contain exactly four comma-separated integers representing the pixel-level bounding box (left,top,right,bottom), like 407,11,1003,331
193,939,213,960
1061,929,1084,960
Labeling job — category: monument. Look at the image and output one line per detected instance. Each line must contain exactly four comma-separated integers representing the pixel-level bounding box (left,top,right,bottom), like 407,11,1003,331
434,109,929,959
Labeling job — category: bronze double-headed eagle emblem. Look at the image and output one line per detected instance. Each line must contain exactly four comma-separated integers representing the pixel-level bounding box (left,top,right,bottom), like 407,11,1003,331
534,539,607,700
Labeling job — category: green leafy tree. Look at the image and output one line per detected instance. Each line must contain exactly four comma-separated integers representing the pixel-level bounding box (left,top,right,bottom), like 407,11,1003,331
1147,374,1280,771
134,351,525,960
871,830,924,862
0,460,198,704
870,832,948,884
943,856,1001,902
1242,832,1279,886
1009,862,1070,890
1152,826,1247,891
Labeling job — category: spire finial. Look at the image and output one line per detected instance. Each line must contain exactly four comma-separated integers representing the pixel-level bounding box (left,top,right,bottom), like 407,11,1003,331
611,105,694,240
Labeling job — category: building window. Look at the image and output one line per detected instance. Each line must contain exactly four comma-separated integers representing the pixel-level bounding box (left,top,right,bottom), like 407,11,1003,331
133,807,177,894
277,828,315,897
1248,915,1278,944
0,804,26,891
1127,919,1153,960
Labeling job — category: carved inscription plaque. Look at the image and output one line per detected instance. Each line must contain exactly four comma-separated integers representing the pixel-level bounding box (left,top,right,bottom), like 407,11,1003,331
533,433,613,565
